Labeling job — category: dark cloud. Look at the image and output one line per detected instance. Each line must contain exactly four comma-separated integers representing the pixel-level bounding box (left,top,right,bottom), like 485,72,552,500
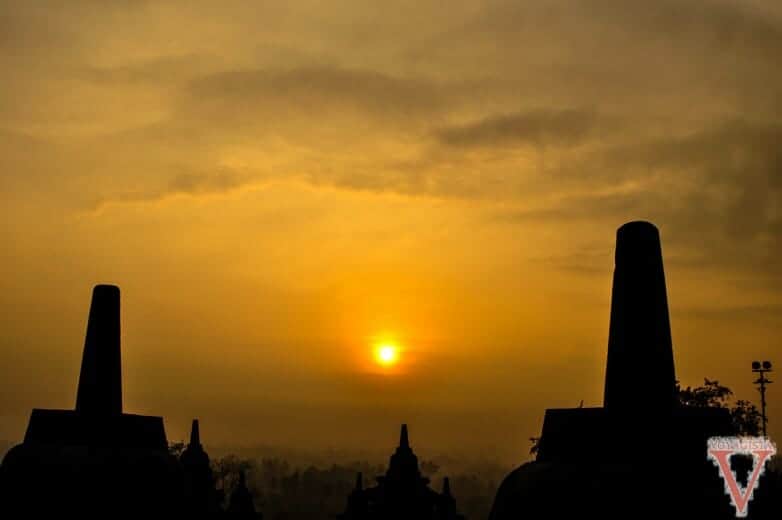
463,0,782,62
75,54,215,86
586,0,782,60
89,168,259,212
436,109,599,148
682,303,782,325
490,117,782,281
3,0,782,276
413,0,782,117
186,66,448,121
492,190,658,224
606,120,782,174
608,120,782,244
167,169,253,194
528,246,613,277
0,4,77,55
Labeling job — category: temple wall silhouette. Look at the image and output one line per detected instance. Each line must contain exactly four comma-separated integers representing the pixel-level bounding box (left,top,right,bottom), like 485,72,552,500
489,221,741,519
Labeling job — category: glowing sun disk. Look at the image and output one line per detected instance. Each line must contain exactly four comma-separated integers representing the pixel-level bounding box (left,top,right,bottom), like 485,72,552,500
375,343,400,366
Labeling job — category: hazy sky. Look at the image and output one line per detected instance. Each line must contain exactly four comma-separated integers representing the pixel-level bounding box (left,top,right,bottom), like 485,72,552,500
2,0,781,461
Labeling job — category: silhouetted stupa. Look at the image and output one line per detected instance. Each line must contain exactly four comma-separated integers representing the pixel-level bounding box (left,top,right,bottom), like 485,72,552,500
181,419,221,513
604,221,676,415
339,424,464,520
227,470,260,515
489,222,736,519
0,285,182,512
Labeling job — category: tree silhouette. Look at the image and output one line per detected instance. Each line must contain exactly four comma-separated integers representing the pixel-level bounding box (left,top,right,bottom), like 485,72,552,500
729,400,762,437
528,437,541,456
528,378,762,455
168,441,186,458
675,378,761,435
675,378,732,408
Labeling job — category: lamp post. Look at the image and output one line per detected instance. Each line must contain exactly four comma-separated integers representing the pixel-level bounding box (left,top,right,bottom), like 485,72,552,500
752,361,773,438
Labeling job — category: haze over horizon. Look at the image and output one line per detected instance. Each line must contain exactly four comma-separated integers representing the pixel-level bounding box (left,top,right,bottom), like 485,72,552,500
2,0,781,462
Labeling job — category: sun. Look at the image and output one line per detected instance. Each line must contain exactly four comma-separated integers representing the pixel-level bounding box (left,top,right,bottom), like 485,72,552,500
374,343,400,367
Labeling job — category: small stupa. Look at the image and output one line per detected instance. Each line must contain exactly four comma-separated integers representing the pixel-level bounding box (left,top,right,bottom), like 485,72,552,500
339,424,465,520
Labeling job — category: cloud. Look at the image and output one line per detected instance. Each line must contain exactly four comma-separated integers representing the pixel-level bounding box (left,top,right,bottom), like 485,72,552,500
436,109,599,148
682,303,782,325
3,0,782,270
166,169,254,194
74,54,216,86
608,119,782,241
493,190,657,224
586,0,782,59
185,65,449,122
0,4,77,55
413,0,782,119
488,117,782,281
461,0,782,63
88,167,260,212
528,247,613,277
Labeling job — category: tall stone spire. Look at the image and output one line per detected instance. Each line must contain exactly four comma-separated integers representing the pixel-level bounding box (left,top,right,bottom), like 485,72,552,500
190,419,201,448
442,477,451,497
340,472,368,518
75,285,122,415
387,423,421,482
339,424,464,520
227,470,256,513
603,221,676,414
181,418,218,512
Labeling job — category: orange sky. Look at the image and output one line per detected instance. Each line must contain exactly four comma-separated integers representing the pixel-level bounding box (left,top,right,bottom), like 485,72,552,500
1,0,781,462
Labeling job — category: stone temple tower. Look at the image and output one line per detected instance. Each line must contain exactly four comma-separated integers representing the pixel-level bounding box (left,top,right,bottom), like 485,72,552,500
75,285,123,415
0,285,181,513
488,222,735,519
339,424,465,520
604,221,676,415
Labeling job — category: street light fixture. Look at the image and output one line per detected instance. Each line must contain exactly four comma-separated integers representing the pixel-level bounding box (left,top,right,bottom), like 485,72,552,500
752,361,773,438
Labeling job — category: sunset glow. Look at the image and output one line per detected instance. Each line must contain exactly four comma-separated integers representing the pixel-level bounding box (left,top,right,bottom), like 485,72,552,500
0,0,780,465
